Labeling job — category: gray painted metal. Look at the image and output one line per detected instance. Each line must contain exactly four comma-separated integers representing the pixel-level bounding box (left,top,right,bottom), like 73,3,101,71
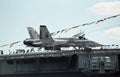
0,48,119,75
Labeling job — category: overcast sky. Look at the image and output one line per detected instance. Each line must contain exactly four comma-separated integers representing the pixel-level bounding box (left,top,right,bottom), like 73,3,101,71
0,0,120,50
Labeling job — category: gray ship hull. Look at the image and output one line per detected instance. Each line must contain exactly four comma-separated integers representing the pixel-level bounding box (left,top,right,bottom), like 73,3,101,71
0,49,120,77
0,71,120,77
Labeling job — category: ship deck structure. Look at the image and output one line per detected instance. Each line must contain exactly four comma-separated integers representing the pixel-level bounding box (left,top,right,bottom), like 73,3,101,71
0,46,120,77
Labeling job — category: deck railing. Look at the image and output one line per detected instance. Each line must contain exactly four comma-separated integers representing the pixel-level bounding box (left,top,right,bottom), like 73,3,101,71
0,48,120,60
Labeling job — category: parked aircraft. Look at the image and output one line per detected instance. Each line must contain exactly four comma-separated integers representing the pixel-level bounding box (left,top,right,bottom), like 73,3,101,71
23,25,102,50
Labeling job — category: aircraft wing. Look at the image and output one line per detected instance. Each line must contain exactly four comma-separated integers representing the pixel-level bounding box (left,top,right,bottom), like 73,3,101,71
74,40,103,47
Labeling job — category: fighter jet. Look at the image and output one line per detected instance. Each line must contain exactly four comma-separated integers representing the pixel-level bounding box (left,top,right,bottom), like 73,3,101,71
23,25,102,50
24,25,69,50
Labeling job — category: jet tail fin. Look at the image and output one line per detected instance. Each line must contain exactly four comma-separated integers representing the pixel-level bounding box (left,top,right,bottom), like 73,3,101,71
40,25,54,42
27,27,39,39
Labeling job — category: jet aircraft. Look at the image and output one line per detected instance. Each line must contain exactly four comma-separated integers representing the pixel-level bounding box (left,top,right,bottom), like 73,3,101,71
23,25,102,50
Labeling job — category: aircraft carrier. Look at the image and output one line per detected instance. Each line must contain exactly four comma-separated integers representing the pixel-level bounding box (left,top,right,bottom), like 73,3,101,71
0,25,120,77
0,47,120,77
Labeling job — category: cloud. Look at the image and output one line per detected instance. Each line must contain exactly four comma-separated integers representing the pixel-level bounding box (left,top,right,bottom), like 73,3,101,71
90,1,120,15
104,27,120,40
